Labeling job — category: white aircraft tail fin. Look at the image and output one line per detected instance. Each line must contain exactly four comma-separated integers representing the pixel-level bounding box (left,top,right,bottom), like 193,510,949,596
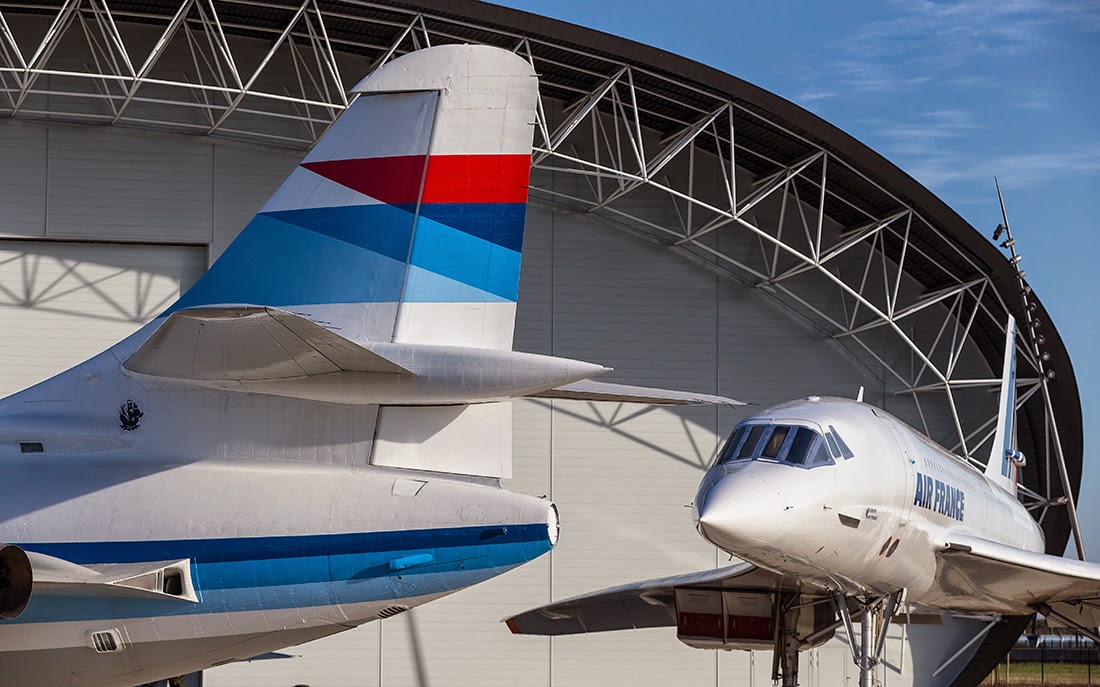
165,45,538,350
984,316,1020,495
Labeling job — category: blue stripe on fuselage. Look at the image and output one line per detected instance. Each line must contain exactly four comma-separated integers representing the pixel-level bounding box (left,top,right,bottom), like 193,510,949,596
13,524,551,624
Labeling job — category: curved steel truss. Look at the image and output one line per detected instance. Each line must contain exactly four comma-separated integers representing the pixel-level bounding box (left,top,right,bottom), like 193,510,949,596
0,1,1082,553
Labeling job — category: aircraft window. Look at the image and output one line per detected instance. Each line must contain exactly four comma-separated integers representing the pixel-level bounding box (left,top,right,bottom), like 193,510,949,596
718,424,832,468
716,425,748,465
736,425,767,460
824,431,842,459
783,427,818,465
762,426,792,458
808,439,832,466
828,425,855,459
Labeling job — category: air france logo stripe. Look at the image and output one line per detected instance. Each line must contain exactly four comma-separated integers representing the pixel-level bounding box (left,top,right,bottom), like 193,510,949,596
913,472,965,521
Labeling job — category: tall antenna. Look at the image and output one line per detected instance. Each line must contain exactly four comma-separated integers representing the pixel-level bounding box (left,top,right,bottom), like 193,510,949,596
993,177,1086,561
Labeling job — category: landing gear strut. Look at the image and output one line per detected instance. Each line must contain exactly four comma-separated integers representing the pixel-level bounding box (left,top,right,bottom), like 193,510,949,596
833,590,902,687
771,592,801,687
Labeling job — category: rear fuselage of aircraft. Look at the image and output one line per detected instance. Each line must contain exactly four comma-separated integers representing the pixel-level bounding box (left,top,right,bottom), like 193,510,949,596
0,423,557,685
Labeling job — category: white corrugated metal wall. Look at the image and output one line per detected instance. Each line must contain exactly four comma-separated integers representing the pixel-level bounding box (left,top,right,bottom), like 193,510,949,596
0,116,991,686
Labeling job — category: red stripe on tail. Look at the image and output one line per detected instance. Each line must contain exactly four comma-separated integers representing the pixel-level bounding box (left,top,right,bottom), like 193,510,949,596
302,154,530,205
422,155,530,204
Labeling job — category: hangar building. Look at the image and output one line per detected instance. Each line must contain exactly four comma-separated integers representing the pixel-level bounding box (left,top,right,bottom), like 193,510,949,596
0,1,1085,685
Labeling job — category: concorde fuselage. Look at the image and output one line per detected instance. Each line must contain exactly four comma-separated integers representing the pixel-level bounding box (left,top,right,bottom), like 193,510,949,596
693,397,1044,611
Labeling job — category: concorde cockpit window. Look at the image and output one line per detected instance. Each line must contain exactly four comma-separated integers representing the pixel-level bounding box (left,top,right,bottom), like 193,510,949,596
716,423,833,468
736,425,767,460
714,424,748,465
784,427,817,465
827,425,855,460
762,426,791,458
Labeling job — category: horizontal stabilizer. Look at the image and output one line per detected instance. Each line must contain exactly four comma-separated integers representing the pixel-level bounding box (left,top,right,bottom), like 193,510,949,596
27,552,198,603
530,380,744,406
505,563,787,635
123,307,612,406
125,306,412,381
936,533,1100,614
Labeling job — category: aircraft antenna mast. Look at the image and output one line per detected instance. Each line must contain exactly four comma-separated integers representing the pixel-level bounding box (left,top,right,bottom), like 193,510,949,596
993,177,1086,561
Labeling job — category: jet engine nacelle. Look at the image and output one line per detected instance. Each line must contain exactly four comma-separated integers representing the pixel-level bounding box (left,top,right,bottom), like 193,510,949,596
674,589,834,651
0,544,32,620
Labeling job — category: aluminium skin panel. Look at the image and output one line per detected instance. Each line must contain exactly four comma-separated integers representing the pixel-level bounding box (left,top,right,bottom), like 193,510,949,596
0,117,995,685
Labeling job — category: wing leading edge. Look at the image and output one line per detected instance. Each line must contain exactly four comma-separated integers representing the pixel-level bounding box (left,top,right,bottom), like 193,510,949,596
505,563,799,636
529,379,744,406
936,533,1100,615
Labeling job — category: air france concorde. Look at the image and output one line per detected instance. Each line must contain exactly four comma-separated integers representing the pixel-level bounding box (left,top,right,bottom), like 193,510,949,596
508,316,1100,686
0,45,737,687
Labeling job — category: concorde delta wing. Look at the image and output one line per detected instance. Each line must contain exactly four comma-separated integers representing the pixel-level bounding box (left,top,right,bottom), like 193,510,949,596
504,563,835,652
505,564,755,636
935,532,1100,615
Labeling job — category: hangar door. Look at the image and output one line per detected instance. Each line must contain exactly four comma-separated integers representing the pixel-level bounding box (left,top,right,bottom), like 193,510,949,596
0,240,206,397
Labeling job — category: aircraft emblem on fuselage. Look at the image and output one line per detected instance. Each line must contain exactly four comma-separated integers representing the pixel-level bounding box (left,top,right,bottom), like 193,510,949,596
118,399,143,431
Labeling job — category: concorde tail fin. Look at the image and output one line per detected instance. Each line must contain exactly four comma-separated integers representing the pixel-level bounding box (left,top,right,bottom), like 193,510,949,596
984,316,1020,495
166,45,538,350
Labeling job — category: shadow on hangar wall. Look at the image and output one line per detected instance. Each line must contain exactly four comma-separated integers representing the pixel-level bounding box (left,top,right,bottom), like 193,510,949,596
0,0,1084,682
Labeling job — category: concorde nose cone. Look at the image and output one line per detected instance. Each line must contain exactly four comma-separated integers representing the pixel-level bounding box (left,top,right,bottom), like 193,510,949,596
694,473,779,550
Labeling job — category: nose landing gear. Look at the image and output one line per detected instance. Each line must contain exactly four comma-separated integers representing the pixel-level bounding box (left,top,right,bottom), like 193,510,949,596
832,590,903,687
771,592,802,687
771,593,845,687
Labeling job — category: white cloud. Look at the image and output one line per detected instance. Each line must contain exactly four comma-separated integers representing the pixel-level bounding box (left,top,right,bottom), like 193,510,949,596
819,0,1100,94
795,91,838,103
826,60,931,94
903,144,1100,189
852,0,1100,59
873,110,977,156
1014,92,1054,110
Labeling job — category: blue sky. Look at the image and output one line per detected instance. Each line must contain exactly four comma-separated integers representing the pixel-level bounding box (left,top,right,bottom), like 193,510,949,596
496,0,1100,557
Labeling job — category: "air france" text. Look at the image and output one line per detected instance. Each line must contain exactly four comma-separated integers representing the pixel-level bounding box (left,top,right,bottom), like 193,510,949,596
913,472,964,521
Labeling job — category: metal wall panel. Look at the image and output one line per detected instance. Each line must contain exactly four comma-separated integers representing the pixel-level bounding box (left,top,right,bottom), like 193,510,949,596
0,119,307,253
0,239,204,396
544,182,721,687
0,122,47,238
46,126,212,242
208,625,382,687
